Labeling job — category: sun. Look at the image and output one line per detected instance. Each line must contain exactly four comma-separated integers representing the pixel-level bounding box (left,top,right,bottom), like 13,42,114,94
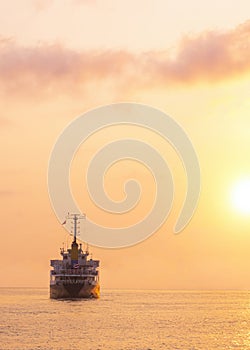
231,179,250,214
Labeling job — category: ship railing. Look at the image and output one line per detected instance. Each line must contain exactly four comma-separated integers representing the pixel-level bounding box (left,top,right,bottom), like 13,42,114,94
54,280,97,285
52,269,98,276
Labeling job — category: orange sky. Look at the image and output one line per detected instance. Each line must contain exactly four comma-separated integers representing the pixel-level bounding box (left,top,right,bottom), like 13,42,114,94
0,0,250,289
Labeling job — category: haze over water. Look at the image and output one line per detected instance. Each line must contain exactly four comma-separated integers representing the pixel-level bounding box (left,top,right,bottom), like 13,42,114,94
1,288,250,350
1,0,250,291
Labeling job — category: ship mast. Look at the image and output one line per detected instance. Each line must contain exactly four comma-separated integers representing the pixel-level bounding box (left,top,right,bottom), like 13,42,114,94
73,214,77,243
64,213,86,268
65,213,86,242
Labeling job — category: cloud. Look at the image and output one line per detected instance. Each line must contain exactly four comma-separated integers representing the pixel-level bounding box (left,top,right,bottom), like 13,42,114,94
157,20,250,83
0,20,249,98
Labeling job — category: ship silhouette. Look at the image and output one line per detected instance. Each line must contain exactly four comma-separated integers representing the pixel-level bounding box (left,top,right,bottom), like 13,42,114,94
50,214,100,299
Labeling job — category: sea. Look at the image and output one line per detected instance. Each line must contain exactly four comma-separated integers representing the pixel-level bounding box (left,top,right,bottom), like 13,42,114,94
0,288,249,350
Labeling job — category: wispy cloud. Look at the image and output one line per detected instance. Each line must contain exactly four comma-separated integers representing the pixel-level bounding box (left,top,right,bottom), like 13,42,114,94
158,20,250,83
0,20,249,98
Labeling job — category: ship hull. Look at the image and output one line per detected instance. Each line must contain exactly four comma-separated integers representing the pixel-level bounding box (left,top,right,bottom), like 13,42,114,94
50,282,100,299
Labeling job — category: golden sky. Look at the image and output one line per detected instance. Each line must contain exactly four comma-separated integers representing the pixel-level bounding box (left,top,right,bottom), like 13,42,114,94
0,0,250,289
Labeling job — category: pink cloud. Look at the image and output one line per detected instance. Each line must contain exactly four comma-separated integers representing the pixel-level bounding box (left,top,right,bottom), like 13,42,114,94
0,20,249,98
157,20,250,83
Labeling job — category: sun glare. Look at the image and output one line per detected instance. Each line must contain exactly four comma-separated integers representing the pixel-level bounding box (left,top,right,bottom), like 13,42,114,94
231,179,250,214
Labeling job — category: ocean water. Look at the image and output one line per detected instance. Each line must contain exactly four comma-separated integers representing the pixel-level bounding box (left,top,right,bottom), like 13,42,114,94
0,289,250,350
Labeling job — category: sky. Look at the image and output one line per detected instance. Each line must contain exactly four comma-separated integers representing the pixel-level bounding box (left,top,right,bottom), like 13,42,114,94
0,0,250,289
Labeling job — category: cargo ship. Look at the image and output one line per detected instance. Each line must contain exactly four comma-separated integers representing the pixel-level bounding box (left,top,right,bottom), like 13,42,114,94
50,214,100,299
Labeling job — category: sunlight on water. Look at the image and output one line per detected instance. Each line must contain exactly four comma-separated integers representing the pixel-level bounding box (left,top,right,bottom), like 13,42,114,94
0,289,249,350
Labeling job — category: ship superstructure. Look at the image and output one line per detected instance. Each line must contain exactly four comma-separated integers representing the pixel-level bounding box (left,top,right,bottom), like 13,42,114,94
50,214,100,299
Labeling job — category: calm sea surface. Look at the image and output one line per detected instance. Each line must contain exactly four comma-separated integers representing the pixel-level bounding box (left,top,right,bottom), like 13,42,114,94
0,288,250,350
